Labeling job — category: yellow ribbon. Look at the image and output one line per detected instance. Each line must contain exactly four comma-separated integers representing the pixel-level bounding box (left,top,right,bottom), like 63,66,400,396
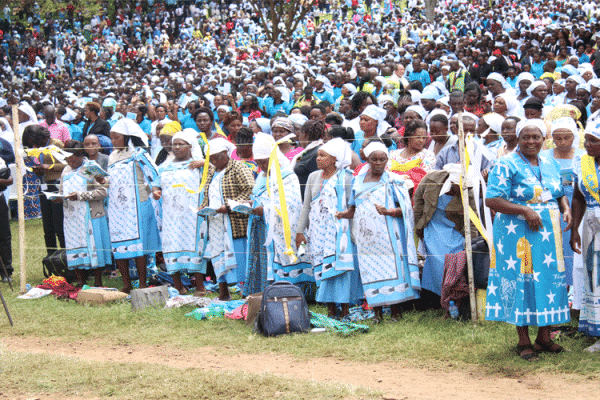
265,146,297,263
172,132,210,194
458,134,496,268
24,146,68,170
581,154,600,204
389,158,421,173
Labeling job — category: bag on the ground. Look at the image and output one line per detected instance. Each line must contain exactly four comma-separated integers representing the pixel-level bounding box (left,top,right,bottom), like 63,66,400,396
254,282,310,336
42,250,76,283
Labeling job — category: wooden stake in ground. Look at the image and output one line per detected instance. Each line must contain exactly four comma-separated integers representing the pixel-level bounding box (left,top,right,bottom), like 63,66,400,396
457,112,477,322
11,104,26,294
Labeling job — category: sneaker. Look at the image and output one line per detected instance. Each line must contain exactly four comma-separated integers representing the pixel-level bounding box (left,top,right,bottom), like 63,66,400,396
1,275,11,283
584,340,600,353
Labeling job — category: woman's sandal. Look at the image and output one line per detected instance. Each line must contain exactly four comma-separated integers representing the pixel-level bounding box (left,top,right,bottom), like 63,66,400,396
533,340,564,354
516,344,540,361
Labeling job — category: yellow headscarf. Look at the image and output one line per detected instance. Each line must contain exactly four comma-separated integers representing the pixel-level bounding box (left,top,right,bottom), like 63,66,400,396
160,121,182,137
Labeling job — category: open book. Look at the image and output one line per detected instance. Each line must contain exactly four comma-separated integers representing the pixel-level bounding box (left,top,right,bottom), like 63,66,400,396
197,207,218,217
42,191,64,200
227,199,253,215
78,160,108,182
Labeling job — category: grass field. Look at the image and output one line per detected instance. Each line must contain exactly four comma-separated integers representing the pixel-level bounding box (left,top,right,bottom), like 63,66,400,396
0,219,599,398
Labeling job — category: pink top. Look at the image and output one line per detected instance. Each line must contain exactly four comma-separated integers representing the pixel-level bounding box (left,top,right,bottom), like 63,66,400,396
40,120,71,144
285,147,304,161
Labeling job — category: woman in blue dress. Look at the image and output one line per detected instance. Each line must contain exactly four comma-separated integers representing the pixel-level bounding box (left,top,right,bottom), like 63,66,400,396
59,141,111,287
571,120,600,352
337,141,420,323
540,117,584,290
106,119,160,293
297,138,363,318
153,130,208,295
244,133,312,297
486,119,572,361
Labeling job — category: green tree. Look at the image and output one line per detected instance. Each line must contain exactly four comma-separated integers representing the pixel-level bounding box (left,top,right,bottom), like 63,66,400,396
248,0,314,44
3,0,102,22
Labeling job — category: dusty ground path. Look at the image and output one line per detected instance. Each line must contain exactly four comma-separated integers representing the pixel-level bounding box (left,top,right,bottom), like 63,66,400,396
1,336,595,400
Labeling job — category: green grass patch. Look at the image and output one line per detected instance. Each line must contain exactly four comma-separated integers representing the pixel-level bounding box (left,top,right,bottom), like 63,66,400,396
2,220,600,379
0,349,380,399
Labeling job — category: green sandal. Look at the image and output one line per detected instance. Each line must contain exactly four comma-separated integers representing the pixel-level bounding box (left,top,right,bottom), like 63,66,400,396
516,344,539,361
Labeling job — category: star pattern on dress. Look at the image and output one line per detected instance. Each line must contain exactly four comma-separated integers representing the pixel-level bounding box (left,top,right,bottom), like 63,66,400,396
547,290,556,304
533,271,540,282
497,175,508,187
550,180,561,191
488,281,498,296
506,256,517,270
540,227,552,242
543,253,555,268
515,185,526,197
497,239,504,255
506,221,518,235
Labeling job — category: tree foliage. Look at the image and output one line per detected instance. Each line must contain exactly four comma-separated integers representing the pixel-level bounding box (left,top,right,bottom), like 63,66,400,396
248,0,314,44
3,0,103,22
424,0,436,21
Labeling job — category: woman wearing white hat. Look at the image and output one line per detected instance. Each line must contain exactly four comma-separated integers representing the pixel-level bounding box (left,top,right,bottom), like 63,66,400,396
542,117,584,297
152,129,208,295
337,141,420,323
200,137,255,300
106,118,160,293
486,119,572,360
297,138,362,318
244,133,311,297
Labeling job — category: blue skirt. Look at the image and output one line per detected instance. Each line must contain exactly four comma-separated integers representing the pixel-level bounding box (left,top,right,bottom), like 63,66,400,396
67,215,112,270
316,254,363,304
217,237,247,284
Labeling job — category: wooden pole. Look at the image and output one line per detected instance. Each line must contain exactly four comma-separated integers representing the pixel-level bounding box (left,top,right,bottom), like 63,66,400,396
457,112,478,323
11,105,26,294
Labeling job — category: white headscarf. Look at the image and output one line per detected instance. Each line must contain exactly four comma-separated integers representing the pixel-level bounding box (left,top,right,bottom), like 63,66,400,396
363,141,388,158
361,105,391,138
516,118,547,138
440,163,474,196
496,93,521,117
405,105,427,120
585,120,600,139
111,118,149,149
320,138,352,169
18,103,38,125
481,113,505,137
172,128,203,160
487,72,507,88
526,81,547,97
252,132,290,171
208,137,235,157
550,117,579,149
342,83,357,95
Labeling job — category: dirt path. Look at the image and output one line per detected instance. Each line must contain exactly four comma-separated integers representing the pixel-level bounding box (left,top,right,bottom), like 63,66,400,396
1,336,596,400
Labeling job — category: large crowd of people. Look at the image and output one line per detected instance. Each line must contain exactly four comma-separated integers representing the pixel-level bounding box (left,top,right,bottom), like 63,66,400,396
0,0,600,359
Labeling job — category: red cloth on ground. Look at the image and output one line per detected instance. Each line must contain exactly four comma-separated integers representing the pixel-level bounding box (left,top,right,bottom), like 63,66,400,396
37,276,81,300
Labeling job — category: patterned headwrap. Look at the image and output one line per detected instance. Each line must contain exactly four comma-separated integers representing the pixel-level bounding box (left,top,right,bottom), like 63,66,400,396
160,121,182,137
271,117,295,133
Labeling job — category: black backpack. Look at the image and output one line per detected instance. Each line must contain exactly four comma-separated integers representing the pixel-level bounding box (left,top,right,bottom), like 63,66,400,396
42,250,77,283
254,281,310,337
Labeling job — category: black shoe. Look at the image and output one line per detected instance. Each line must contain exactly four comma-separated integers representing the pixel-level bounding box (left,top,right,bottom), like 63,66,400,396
1,275,11,283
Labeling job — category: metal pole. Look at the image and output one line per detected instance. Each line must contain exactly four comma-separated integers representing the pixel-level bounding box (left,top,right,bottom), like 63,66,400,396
0,287,13,326
457,112,478,323
11,104,26,294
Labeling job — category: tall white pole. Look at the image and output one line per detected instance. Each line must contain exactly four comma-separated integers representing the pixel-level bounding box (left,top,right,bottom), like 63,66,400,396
457,112,477,322
11,104,26,294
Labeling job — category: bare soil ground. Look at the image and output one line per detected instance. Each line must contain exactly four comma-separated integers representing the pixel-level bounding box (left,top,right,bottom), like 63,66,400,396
1,336,596,400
